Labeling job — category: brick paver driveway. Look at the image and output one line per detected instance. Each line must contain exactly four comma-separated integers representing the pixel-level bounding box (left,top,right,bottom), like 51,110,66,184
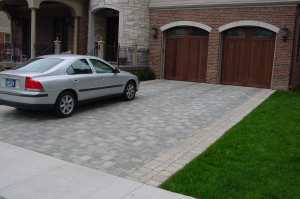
0,80,273,186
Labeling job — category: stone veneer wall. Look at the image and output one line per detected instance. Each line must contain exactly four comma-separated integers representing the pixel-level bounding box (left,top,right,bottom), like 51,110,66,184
149,6,297,90
90,0,150,48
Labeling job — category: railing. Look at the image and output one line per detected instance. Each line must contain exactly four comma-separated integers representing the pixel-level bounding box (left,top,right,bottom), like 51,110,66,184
118,45,134,65
0,44,30,63
86,44,98,56
0,43,54,63
39,43,55,56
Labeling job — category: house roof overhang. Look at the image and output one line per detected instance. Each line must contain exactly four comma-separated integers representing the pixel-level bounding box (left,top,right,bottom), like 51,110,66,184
149,0,300,9
0,0,85,16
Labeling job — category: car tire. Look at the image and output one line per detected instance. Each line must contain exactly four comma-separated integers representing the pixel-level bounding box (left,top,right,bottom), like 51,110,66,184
122,81,136,101
53,91,76,118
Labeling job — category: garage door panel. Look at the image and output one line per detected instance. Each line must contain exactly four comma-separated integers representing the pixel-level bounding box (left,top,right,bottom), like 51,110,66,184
174,39,185,80
234,40,248,85
186,38,208,82
165,38,176,79
187,38,199,81
248,40,263,85
221,39,236,84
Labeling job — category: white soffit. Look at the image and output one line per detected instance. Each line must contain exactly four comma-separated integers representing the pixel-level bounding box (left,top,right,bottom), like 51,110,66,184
149,0,299,9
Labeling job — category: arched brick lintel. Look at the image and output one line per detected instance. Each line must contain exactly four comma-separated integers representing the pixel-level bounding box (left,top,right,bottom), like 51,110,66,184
160,21,212,32
218,20,280,33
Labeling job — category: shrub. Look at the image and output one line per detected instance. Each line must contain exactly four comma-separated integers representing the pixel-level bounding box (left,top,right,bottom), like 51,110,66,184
130,69,155,81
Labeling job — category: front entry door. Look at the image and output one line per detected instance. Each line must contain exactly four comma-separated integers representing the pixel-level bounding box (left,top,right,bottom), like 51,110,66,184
53,18,68,52
22,19,31,58
106,17,119,61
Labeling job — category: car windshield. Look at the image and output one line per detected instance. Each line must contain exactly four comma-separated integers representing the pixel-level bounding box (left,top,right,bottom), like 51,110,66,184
12,58,63,73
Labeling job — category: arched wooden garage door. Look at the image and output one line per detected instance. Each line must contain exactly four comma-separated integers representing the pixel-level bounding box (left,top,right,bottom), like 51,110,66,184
221,27,276,88
165,27,209,82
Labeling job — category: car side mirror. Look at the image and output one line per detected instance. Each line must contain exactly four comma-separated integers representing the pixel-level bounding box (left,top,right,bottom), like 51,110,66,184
114,68,120,73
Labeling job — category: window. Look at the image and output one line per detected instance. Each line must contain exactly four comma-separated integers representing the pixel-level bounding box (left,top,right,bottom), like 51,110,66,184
89,59,114,73
13,58,63,73
4,34,10,46
66,59,92,75
224,28,246,37
251,28,275,37
167,28,185,36
189,28,209,36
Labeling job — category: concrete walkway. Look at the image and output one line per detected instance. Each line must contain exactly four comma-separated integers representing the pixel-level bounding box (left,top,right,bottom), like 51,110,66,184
0,141,194,199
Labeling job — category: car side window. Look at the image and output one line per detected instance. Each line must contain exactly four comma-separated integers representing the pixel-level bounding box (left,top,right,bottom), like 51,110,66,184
89,59,114,73
66,59,92,75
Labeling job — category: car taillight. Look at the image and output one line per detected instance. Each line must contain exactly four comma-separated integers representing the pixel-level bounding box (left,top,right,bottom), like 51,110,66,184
25,77,44,92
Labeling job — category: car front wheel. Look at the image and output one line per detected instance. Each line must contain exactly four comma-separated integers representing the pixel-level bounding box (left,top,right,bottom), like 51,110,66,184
122,81,136,101
54,91,76,118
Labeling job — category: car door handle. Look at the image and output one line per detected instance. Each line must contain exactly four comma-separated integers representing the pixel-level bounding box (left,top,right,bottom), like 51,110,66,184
74,80,79,82
100,77,104,80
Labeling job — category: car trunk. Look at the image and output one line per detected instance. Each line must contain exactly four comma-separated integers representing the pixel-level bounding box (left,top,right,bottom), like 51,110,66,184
0,70,41,92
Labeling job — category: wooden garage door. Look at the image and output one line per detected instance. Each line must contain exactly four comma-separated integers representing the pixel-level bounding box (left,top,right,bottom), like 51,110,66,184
165,27,209,82
221,27,276,88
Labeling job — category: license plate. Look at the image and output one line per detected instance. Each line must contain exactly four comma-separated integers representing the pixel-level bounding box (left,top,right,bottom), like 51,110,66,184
5,79,15,87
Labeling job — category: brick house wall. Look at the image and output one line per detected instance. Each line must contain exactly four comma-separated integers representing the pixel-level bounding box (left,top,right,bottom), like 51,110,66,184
77,2,89,55
149,6,297,90
0,33,4,44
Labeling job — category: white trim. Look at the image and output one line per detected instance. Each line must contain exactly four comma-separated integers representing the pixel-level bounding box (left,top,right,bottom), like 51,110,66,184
160,21,212,32
218,20,280,33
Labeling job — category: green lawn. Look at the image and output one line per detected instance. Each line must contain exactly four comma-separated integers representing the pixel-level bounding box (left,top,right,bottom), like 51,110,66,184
160,86,300,199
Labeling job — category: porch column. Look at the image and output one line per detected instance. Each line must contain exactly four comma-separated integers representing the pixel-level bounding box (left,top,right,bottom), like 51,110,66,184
73,16,78,54
30,8,36,58
132,41,137,67
10,19,14,44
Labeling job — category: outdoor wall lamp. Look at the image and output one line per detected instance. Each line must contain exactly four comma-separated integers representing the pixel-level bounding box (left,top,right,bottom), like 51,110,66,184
66,15,73,26
152,26,158,39
281,25,288,42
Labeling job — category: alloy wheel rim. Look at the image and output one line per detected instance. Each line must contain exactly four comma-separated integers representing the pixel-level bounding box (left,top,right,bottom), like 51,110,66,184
60,95,74,114
126,84,135,99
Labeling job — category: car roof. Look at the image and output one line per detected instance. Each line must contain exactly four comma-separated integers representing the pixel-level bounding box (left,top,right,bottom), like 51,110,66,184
37,54,115,68
38,54,97,59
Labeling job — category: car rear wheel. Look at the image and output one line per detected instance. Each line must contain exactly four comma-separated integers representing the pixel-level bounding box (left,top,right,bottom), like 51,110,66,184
54,91,76,118
122,81,136,101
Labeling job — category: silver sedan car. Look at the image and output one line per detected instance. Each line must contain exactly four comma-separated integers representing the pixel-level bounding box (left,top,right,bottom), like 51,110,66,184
0,55,139,117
